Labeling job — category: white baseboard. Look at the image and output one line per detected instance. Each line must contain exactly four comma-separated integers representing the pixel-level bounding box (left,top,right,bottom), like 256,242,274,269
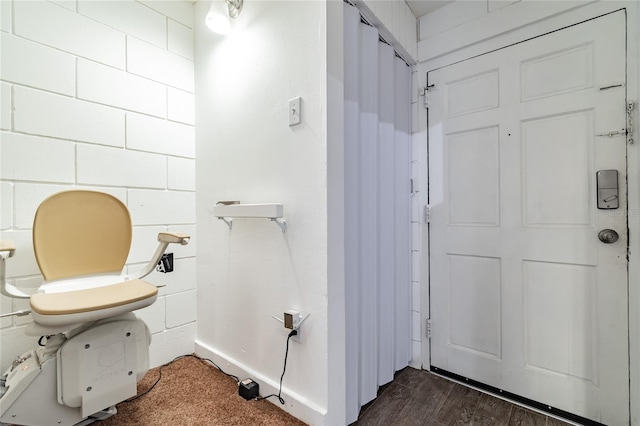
194,339,327,425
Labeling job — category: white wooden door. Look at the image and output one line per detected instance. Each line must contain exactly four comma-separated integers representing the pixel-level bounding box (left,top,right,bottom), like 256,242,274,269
428,11,628,425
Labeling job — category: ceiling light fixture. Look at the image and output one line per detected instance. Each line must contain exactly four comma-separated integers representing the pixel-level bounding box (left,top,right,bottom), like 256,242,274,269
205,0,243,35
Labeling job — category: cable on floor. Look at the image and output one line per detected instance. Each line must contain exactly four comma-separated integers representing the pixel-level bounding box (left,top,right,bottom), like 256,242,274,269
124,353,240,403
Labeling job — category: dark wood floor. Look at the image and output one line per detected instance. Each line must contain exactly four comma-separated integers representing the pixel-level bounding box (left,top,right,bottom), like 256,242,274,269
355,367,572,426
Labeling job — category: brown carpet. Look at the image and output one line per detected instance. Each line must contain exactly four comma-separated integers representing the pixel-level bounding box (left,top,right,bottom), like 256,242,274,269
99,355,307,426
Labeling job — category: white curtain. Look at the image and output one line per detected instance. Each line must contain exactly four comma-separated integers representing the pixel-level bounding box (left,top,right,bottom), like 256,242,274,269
343,3,412,422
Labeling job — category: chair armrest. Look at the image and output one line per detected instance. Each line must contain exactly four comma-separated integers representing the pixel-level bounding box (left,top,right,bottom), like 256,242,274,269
129,233,191,281
0,241,30,299
158,232,190,245
0,240,16,257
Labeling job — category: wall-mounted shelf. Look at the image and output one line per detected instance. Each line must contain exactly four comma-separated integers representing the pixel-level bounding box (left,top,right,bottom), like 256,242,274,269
213,203,287,233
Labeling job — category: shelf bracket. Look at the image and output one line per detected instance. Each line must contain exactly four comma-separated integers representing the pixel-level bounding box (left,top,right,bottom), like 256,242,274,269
218,217,233,230
271,218,287,233
217,216,286,232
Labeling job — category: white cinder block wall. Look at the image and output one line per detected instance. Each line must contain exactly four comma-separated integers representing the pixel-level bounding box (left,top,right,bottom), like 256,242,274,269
0,0,197,372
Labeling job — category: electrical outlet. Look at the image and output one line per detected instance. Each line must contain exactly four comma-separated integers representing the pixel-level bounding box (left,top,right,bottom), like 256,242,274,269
283,310,302,343
291,327,302,343
272,310,307,343
156,253,174,273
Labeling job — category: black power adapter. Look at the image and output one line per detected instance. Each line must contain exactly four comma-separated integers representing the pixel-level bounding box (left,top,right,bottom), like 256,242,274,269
239,378,259,400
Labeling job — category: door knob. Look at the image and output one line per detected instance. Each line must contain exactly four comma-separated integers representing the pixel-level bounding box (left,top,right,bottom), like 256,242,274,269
598,229,619,244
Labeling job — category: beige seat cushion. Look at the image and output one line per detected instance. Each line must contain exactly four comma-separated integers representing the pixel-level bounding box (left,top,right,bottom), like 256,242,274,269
33,190,132,281
30,280,158,316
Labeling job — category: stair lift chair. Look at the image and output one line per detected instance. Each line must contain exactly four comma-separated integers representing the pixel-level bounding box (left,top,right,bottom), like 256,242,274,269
0,190,190,426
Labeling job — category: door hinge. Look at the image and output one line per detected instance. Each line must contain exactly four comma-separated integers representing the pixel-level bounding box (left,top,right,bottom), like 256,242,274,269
420,84,434,109
628,102,635,145
424,204,430,223
426,318,431,339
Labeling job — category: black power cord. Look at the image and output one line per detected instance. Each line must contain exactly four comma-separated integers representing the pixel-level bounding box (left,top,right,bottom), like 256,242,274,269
124,353,240,403
255,329,297,405
124,332,298,406
38,335,52,346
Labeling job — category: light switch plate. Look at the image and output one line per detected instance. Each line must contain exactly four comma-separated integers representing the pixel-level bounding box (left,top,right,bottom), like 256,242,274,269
289,97,301,126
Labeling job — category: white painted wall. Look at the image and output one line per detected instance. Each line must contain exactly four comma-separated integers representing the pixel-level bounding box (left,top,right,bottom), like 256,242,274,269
193,1,329,424
0,0,197,372
326,2,347,423
416,0,640,422
193,0,420,423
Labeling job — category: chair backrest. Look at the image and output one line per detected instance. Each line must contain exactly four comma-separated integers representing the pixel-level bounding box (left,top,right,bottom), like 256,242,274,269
33,191,132,281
